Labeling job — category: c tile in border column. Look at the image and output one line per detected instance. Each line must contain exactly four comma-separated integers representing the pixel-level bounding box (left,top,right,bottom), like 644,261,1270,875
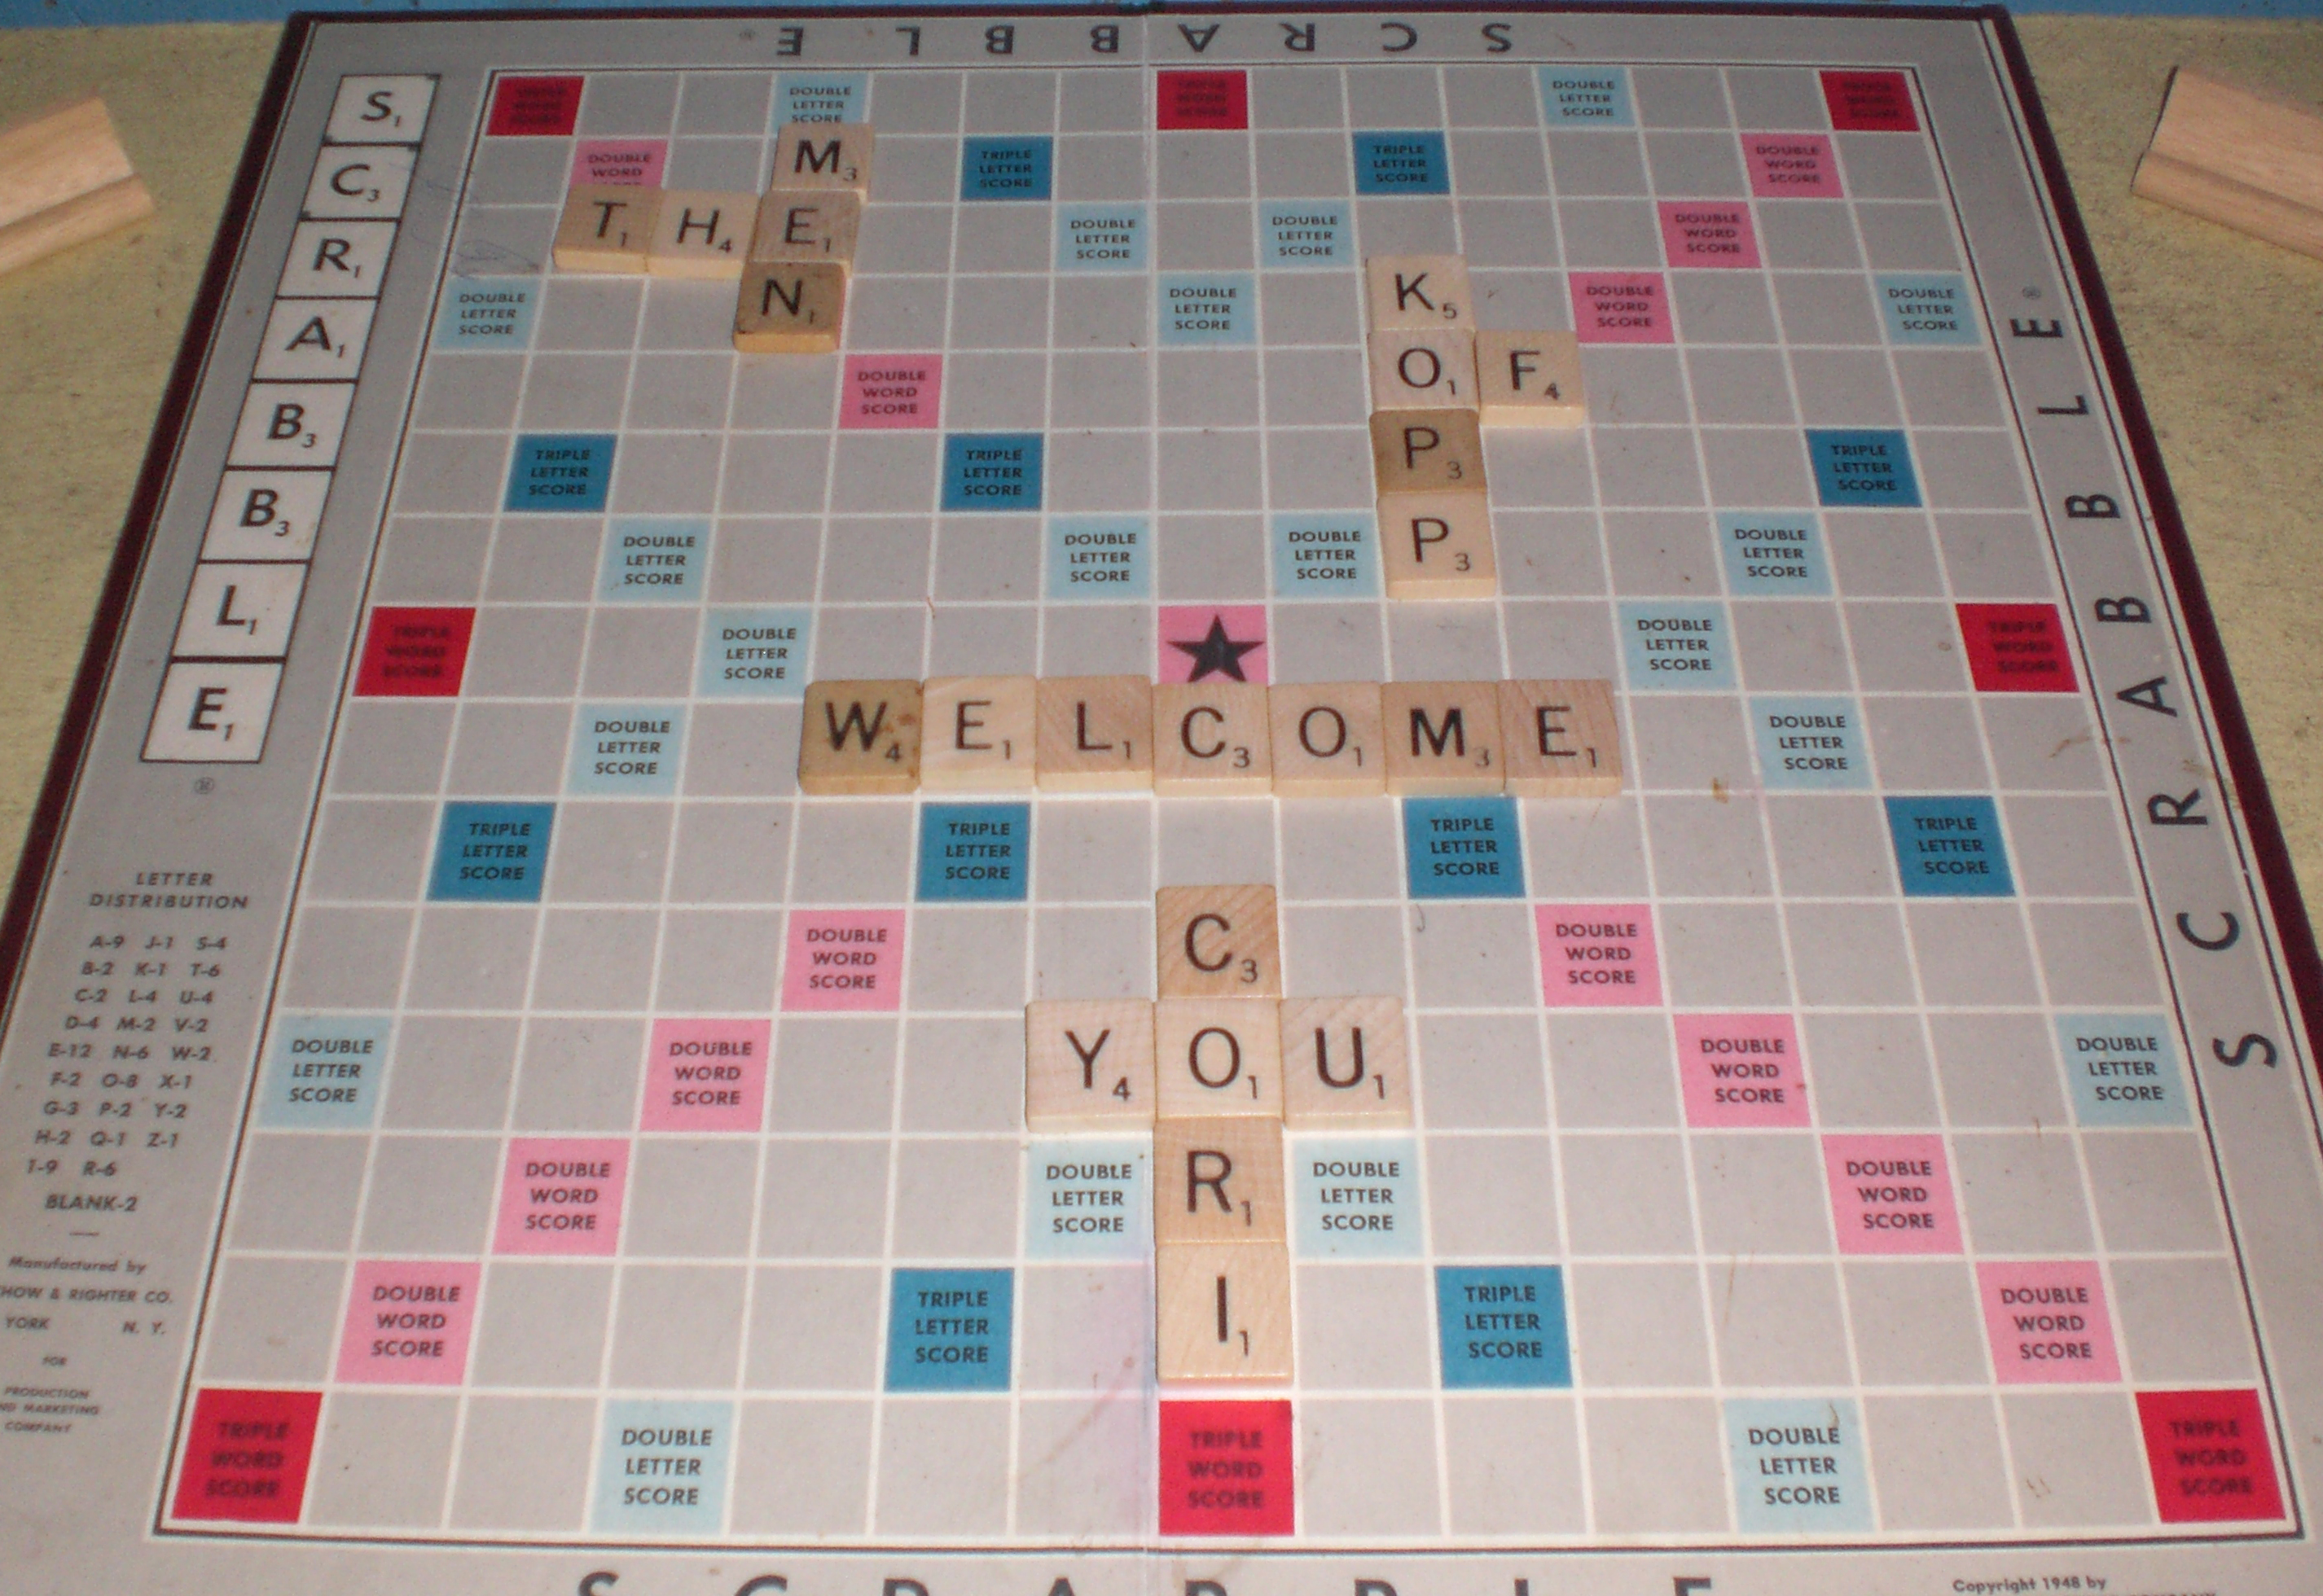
1807,429,1921,509
942,433,1043,512
504,433,615,513
1883,795,2013,897
590,1398,734,1535
1402,796,1525,900
429,801,556,902
1434,1266,1571,1388
885,1267,1013,1392
917,801,1031,901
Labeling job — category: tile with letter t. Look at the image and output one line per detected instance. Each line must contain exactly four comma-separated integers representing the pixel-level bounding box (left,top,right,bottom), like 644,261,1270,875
1269,682,1385,796
1381,682,1506,796
1157,1243,1293,1384
922,676,1036,791
1153,682,1272,796
1281,996,1411,1128
553,185,657,272
1025,999,1156,1129
1157,884,1282,998
1153,1118,1286,1246
1156,999,1283,1120
797,679,922,795
1371,410,1487,497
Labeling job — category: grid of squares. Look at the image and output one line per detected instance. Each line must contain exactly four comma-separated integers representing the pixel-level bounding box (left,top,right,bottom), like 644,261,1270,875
178,59,2273,1546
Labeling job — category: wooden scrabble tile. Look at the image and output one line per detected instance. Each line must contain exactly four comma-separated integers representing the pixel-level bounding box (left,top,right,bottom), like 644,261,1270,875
1474,329,1587,427
0,94,152,278
1025,998,1155,1129
922,675,1037,791
1035,676,1153,791
1371,410,1487,496
749,188,861,265
1381,681,1506,796
1364,254,1473,331
1153,1118,1285,1245
735,261,846,353
1500,678,1623,797
797,679,922,794
1157,884,1282,998
1281,996,1412,1128
773,121,876,191
1157,1243,1293,1383
1153,682,1273,796
1267,682,1385,796
647,189,753,278
553,184,658,273
1378,491,1497,599
1367,328,1477,411
1156,1000,1283,1120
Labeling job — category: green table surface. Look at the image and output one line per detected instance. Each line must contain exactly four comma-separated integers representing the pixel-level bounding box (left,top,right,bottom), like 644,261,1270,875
1,18,2318,926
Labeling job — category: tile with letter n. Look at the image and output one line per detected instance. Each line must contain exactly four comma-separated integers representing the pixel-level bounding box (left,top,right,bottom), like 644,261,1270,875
1403,797,1525,899
430,801,554,902
943,432,1043,511
916,802,1030,901
1885,795,2013,897
1435,1266,1570,1388
735,261,845,354
886,1268,1013,1392
504,434,613,512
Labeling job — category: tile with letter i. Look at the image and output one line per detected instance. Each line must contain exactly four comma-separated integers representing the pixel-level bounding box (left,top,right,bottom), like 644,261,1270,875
1156,999,1283,1119
797,679,922,795
1269,682,1384,796
1281,996,1410,1128
885,1268,1013,1392
1153,1118,1286,1245
1157,1243,1292,1382
1026,999,1156,1129
1724,1398,1873,1533
1157,884,1281,998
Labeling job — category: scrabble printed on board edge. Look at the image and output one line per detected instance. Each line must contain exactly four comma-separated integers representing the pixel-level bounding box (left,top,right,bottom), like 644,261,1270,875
3,8,2321,1589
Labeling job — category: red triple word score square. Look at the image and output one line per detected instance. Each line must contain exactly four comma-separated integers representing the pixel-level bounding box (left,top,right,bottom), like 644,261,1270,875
170,1387,323,1523
1157,71,1249,131
1820,70,1919,133
355,606,476,697
488,76,584,137
1159,1398,1294,1536
1957,603,2078,694
2136,1388,2285,1523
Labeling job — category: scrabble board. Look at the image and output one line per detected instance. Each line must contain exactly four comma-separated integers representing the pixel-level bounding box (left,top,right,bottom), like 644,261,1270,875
7,5,2323,1592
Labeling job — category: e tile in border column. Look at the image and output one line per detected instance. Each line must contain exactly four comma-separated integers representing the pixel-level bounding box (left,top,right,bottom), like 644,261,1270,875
169,1388,322,1524
1434,1266,1571,1388
144,662,282,763
943,432,1043,511
886,1267,1014,1392
1883,795,2013,897
1807,428,1921,508
917,801,1030,901
429,800,556,903
505,433,614,513
1157,1398,1295,1535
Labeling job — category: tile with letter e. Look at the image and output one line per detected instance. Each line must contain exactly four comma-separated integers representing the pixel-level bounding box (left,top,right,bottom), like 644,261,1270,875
886,1268,1013,1392
1036,675,1153,791
1281,996,1411,1128
144,663,281,763
943,432,1043,512
1293,1134,1420,1257
1435,1266,1570,1388
1957,603,2078,693
175,563,305,660
2055,1012,2189,1126
1372,410,1486,497
1157,884,1282,998
1368,329,1476,410
1885,796,2013,897
1725,1396,1873,1533
1157,1399,1295,1536
772,120,873,191
962,136,1052,201
1353,131,1448,195
591,1398,732,1535
1365,254,1470,331
554,185,657,272
1403,796,1524,898
1474,330,1586,428
1378,491,1495,599
1269,682,1385,796
430,801,555,902
797,679,923,795
1500,679,1622,797
646,190,753,278
1381,681,1505,796
1157,1243,1292,1383
1026,1138,1148,1259
736,261,845,353
1807,428,1921,508
1154,1117,1286,1245
923,677,1036,791
1154,682,1273,796
1026,999,1156,1129
1272,512,1379,600
505,434,613,513
749,189,861,265
1157,999,1283,1120
917,802,1030,901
